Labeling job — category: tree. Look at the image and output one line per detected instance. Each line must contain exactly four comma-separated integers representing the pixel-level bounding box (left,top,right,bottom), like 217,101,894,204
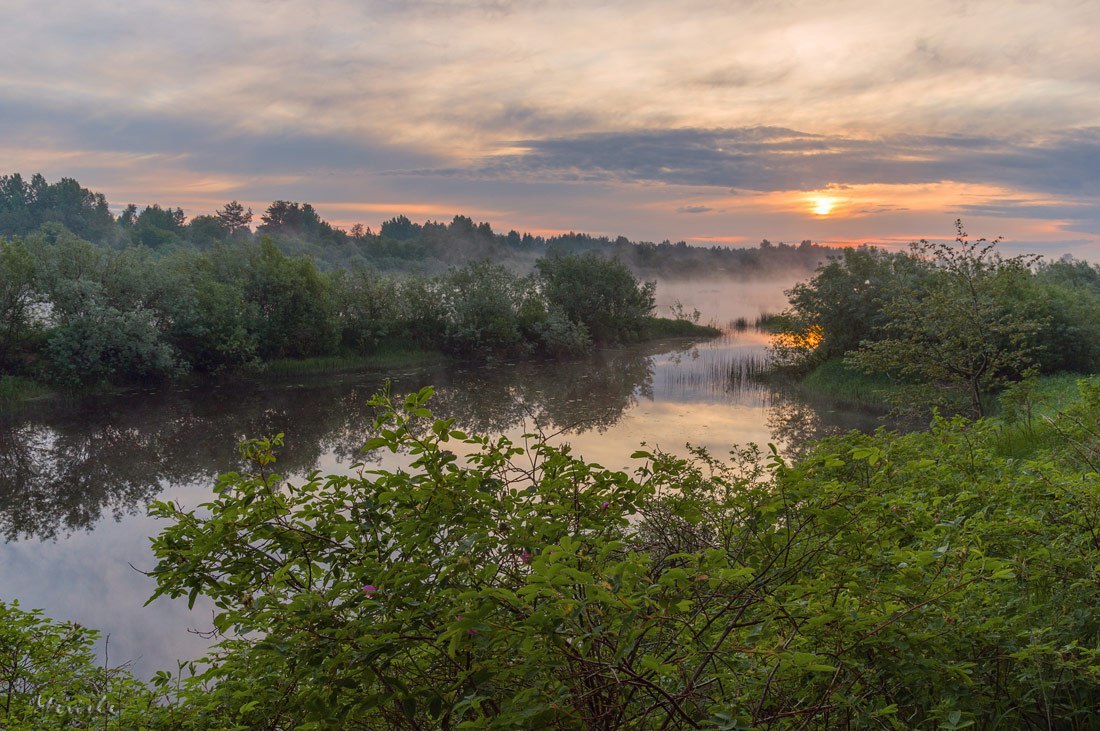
215,200,252,236
0,237,38,371
134,205,186,248
536,253,655,343
780,246,922,363
438,261,526,355
186,214,229,248
117,203,138,229
379,214,421,241
847,221,1045,417
0,173,33,235
240,237,338,358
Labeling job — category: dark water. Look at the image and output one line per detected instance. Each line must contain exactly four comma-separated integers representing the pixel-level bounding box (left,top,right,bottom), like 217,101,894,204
0,324,884,676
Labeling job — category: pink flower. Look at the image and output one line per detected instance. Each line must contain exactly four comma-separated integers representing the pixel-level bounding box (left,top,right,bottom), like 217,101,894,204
600,501,610,511
361,584,377,597
467,629,479,635
520,550,532,565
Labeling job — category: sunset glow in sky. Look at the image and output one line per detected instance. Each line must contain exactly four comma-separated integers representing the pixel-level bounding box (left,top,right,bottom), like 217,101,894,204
4,0,1100,256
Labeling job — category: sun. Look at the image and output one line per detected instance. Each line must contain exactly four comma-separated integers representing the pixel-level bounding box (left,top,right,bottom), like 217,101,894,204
811,196,837,216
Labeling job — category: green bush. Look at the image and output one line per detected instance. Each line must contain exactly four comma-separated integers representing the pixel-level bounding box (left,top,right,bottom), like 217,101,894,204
438,262,528,356
140,383,1100,728
537,253,656,343
0,601,181,729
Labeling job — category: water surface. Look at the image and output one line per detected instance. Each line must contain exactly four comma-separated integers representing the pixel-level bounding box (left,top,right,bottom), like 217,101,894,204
0,292,885,675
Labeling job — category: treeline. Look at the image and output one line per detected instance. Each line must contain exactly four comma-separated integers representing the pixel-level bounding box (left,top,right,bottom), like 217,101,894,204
0,172,830,277
0,224,692,389
774,221,1100,415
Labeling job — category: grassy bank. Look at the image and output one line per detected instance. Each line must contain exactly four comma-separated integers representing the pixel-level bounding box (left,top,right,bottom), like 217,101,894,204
0,375,50,406
640,316,722,339
789,359,1097,458
261,347,448,377
987,372,1095,458
791,359,903,408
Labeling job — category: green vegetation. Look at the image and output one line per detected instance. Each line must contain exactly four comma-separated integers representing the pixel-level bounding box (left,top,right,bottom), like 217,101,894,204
0,172,746,400
9,382,1100,727
261,348,447,377
640,316,722,339
0,375,47,404
752,311,788,332
794,358,901,408
0,221,714,395
0,601,182,729
773,221,1100,417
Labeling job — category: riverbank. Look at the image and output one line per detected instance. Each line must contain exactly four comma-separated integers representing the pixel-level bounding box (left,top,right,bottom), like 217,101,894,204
0,376,50,407
763,359,900,411
773,358,1093,426
0,317,720,407
262,347,449,377
639,316,722,339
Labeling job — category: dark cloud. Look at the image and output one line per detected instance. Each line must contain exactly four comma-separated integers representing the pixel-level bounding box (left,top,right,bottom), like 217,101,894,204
415,126,1100,199
0,94,440,176
677,205,712,214
952,199,1100,236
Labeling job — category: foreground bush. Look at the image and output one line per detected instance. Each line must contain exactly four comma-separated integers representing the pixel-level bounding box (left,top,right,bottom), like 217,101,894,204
136,383,1100,728
0,601,179,730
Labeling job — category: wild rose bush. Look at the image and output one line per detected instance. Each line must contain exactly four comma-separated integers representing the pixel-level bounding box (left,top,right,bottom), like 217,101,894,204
144,384,1100,729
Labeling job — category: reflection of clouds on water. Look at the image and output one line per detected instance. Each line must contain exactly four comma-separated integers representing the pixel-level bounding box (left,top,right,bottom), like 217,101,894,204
0,329,889,676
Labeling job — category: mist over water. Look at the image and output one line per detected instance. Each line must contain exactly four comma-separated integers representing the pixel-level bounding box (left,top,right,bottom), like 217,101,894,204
0,276,882,676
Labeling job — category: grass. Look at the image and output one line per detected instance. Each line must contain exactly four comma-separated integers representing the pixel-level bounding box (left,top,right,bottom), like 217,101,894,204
988,372,1096,459
753,312,790,333
0,375,50,405
641,317,722,339
796,359,903,408
796,362,1098,458
262,347,448,377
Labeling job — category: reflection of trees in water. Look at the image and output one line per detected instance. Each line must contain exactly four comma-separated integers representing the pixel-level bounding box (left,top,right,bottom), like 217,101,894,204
0,383,386,542
426,346,660,436
0,345,665,542
0,338,894,543
764,388,886,460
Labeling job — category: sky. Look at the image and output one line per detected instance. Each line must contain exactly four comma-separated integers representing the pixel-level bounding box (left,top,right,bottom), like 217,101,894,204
3,0,1100,256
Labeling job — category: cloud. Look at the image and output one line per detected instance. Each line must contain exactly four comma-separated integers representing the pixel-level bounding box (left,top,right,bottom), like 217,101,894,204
3,0,1100,253
677,205,713,214
415,127,1100,202
0,94,441,178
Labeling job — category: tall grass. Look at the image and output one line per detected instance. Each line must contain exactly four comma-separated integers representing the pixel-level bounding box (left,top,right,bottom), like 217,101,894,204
0,376,49,405
798,359,899,407
753,312,789,333
262,348,447,377
989,373,1094,459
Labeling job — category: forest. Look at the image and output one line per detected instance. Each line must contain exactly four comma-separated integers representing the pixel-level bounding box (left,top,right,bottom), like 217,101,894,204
0,172,828,276
0,173,742,396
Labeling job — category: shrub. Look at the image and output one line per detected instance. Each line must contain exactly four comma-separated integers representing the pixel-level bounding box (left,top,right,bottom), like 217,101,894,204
0,600,181,729
536,253,655,343
144,383,1100,728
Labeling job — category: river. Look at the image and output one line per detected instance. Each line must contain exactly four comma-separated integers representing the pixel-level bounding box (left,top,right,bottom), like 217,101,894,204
0,280,884,676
